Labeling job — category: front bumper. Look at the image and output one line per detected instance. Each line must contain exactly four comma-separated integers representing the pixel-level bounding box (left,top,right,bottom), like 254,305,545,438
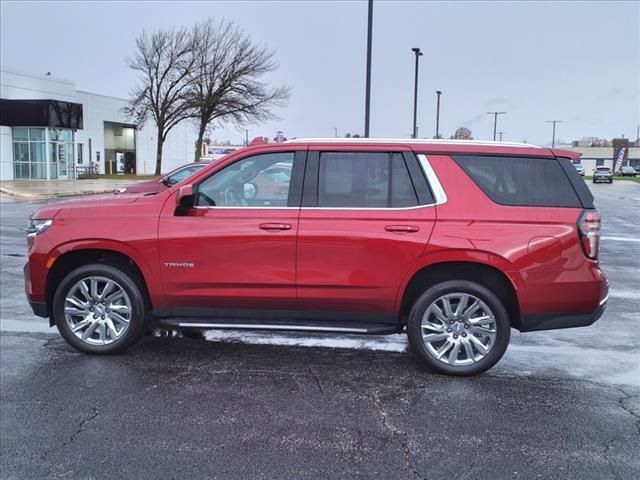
520,291,608,332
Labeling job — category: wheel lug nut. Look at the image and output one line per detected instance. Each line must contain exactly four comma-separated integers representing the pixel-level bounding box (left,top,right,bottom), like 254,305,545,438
449,320,454,324
101,316,105,320
90,307,94,312
462,333,467,337
93,314,98,319
453,334,458,339
464,325,469,329
447,328,452,332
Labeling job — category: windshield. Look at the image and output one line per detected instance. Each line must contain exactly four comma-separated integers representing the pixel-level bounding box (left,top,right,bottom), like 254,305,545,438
165,164,206,185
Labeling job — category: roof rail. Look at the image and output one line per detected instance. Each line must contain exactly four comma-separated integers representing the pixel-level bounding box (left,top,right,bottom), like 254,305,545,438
285,138,542,149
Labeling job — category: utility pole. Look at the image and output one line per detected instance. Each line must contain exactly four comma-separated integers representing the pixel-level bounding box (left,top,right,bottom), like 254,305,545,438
411,47,423,139
487,112,506,141
546,120,563,148
244,129,249,146
364,0,373,138
498,131,506,141
435,91,442,139
333,127,338,138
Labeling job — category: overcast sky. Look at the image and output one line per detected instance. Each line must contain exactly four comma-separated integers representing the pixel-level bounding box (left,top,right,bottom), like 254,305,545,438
1,0,638,145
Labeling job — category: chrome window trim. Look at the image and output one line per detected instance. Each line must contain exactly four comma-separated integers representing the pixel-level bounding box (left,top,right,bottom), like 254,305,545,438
416,154,448,206
193,206,297,210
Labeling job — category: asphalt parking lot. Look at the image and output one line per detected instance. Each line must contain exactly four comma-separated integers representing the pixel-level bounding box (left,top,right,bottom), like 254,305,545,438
1,182,639,479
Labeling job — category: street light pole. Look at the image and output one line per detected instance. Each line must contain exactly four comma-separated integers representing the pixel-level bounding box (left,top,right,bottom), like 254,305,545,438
487,111,506,141
546,120,563,148
498,131,506,141
364,0,373,138
333,127,338,138
435,90,442,139
411,47,423,139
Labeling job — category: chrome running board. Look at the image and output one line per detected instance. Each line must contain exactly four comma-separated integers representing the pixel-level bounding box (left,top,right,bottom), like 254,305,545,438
158,319,398,335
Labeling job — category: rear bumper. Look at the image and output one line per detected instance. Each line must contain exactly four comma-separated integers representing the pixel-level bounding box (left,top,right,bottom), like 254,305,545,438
519,291,608,332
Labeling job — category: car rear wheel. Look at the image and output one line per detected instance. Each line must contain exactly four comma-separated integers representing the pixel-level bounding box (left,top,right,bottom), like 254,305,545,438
52,264,147,354
407,280,510,376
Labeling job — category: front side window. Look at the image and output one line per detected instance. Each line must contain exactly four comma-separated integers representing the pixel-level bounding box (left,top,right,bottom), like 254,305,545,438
317,152,419,208
196,152,294,207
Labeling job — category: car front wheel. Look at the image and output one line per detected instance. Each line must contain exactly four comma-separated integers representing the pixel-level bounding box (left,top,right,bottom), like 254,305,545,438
407,280,510,376
52,264,147,354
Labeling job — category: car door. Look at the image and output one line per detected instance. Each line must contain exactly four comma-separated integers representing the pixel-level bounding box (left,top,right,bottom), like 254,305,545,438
296,146,436,320
157,149,306,312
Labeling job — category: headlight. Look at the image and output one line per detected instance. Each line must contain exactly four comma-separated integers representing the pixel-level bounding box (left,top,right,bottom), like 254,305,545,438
27,218,53,237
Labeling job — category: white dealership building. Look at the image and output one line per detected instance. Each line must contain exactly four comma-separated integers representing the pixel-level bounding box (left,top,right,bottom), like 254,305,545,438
0,69,194,181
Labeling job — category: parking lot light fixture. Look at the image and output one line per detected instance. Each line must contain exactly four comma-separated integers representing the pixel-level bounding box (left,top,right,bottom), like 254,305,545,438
435,91,442,138
411,47,423,139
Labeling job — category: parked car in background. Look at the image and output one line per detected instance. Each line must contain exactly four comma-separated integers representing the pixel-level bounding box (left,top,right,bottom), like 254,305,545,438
592,166,613,184
619,166,637,177
114,161,212,194
574,163,585,176
633,165,640,174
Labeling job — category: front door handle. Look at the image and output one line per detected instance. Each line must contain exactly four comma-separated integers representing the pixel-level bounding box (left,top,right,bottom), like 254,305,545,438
259,223,292,232
385,225,419,233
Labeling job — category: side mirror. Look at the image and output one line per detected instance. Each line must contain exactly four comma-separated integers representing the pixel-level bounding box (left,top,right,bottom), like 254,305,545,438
177,184,194,209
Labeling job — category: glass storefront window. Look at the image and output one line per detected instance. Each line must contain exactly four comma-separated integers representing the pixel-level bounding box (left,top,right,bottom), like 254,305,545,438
29,128,45,141
12,127,48,179
13,128,29,142
30,143,47,179
49,129,72,143
13,142,29,162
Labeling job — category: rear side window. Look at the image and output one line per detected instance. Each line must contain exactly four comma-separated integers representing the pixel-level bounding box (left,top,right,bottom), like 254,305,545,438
317,152,419,208
451,155,581,208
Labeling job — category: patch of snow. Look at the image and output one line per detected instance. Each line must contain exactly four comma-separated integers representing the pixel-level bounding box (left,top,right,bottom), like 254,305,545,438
203,330,408,352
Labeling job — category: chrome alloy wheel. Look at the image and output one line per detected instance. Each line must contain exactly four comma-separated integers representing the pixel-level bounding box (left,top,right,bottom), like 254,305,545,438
64,276,132,345
421,293,497,366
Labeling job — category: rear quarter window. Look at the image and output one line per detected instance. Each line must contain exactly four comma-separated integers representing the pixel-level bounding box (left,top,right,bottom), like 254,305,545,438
451,155,582,208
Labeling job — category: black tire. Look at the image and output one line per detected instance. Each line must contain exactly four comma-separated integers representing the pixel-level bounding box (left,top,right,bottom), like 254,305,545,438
407,280,511,376
52,264,147,354
608,179,613,184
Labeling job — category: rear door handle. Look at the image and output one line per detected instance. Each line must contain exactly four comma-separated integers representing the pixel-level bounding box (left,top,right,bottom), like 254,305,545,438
385,225,419,233
259,223,292,232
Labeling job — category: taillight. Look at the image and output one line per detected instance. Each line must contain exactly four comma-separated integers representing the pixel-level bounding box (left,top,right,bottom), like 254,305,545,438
578,209,600,259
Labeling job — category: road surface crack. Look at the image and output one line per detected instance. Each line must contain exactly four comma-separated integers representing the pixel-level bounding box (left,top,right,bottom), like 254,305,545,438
308,367,324,395
41,407,99,461
612,387,640,435
371,393,425,480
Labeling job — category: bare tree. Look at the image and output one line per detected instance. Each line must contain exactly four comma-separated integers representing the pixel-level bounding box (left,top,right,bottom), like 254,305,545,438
188,19,290,162
125,27,198,175
450,127,473,140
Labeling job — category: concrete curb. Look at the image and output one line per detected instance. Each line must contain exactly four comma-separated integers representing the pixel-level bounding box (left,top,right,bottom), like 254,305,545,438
0,186,116,199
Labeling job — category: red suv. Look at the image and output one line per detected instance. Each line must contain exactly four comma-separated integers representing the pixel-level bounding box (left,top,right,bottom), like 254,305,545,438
25,139,608,375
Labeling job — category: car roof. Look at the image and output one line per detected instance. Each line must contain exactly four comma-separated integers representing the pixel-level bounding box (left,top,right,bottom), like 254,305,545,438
228,138,583,159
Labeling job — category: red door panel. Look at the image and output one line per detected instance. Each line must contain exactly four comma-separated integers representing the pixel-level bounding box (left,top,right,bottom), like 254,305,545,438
296,208,435,315
158,204,298,309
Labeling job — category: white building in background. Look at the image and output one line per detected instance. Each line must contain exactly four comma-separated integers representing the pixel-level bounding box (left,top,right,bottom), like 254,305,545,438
554,143,640,173
0,69,194,181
